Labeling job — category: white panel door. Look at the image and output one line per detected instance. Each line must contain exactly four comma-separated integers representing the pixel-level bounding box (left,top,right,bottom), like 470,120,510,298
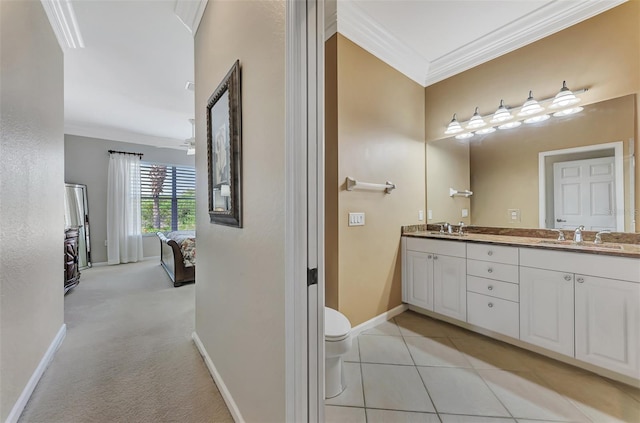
433,254,466,321
553,156,616,231
575,275,640,378
406,250,434,311
520,267,574,356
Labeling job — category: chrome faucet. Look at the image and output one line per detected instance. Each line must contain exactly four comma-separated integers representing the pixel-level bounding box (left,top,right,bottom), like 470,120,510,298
574,225,585,244
458,222,465,236
447,223,454,234
550,229,565,241
435,222,450,234
594,230,611,244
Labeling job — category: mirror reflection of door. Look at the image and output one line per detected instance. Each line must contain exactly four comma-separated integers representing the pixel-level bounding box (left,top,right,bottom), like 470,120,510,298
553,156,616,231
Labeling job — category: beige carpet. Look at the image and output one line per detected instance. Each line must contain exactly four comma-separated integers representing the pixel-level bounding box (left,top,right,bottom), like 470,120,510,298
19,259,233,423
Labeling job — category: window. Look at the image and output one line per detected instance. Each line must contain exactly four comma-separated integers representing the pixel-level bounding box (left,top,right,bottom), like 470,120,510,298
140,163,195,234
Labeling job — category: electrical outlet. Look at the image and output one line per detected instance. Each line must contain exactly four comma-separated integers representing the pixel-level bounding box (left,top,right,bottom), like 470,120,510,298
418,210,424,221
427,210,433,220
508,209,521,222
348,212,365,226
461,208,469,218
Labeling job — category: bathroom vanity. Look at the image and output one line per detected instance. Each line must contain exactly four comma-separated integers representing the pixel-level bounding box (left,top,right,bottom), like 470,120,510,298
401,226,640,386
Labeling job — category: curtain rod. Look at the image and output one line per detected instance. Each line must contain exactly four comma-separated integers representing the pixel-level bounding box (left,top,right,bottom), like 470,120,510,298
108,149,144,158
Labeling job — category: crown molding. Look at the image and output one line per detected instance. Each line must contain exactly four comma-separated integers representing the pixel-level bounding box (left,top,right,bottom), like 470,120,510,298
336,0,626,88
174,0,208,36
425,0,627,86
336,0,429,86
325,0,337,40
65,123,185,150
40,0,84,49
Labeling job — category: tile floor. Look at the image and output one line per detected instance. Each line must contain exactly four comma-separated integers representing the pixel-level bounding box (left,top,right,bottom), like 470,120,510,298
325,310,640,423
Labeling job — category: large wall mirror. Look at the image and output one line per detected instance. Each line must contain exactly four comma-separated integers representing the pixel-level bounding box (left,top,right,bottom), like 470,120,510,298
64,183,92,268
426,93,637,233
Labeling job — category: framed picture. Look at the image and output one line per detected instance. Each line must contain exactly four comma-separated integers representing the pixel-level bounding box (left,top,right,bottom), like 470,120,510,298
207,60,242,227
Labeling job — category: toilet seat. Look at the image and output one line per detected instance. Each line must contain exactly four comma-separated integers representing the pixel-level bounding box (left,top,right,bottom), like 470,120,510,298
325,307,351,342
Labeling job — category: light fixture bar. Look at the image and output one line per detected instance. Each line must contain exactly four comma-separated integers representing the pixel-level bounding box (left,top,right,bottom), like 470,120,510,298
443,83,588,139
40,0,85,49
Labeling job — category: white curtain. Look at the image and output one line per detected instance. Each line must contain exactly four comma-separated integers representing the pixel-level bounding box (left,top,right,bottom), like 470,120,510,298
107,153,143,264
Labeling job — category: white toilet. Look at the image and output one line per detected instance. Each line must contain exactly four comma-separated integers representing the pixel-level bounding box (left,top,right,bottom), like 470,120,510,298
324,307,352,399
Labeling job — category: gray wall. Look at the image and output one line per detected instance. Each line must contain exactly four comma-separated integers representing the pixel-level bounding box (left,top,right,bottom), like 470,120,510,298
0,1,65,420
64,135,195,263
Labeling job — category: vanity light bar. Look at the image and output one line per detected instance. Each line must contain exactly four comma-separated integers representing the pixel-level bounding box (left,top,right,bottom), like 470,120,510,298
445,83,588,140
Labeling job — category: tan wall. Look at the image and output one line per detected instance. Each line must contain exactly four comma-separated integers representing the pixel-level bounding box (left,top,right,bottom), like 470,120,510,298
328,34,426,326
425,1,640,231
325,35,339,310
194,1,286,421
0,1,65,419
471,95,634,228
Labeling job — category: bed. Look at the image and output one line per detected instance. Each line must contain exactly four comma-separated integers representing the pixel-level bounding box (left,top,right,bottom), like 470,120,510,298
157,231,196,287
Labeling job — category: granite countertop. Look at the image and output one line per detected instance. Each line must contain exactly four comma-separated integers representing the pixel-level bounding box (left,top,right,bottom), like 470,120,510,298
402,225,640,259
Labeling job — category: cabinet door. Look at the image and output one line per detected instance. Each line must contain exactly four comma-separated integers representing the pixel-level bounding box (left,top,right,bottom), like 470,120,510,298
575,275,640,378
406,250,434,311
520,267,574,356
434,255,466,321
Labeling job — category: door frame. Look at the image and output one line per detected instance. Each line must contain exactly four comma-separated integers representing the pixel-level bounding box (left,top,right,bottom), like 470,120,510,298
538,141,624,231
285,0,325,421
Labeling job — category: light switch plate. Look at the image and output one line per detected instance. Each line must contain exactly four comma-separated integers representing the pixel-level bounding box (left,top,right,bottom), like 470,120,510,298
418,210,424,221
348,212,365,226
461,208,469,218
427,210,433,220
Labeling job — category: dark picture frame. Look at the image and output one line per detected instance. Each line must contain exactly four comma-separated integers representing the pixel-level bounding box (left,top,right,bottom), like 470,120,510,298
207,60,242,227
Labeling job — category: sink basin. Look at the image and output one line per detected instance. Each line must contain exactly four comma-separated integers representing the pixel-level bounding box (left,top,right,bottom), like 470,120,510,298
428,232,466,237
537,240,623,250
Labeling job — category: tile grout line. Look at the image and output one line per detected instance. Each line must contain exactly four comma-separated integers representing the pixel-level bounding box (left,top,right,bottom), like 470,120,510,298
394,316,442,421
356,335,369,423
443,330,519,421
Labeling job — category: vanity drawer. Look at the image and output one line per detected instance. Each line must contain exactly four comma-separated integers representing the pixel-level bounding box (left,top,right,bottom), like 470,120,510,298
467,276,519,302
467,259,519,284
467,292,519,339
467,243,518,265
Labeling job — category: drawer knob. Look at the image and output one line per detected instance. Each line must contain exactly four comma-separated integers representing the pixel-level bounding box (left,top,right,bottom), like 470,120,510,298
577,277,585,283
487,268,493,273
564,275,572,282
487,251,493,256
488,285,493,291
427,255,433,259
488,302,494,308
434,255,438,260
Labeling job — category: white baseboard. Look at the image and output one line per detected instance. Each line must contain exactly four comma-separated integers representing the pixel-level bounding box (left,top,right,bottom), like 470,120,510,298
5,324,66,423
192,332,244,423
350,304,408,337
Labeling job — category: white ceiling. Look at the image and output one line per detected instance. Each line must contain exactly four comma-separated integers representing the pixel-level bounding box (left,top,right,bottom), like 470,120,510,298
58,0,625,149
330,0,626,87
62,0,195,149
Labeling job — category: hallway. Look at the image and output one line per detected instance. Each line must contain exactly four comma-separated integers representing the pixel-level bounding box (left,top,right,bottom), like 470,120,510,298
19,260,232,423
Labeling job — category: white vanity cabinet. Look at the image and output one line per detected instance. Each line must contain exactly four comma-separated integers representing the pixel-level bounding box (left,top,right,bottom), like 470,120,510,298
520,248,640,379
402,235,640,382
520,267,575,356
466,244,520,338
575,274,640,377
404,250,434,310
402,237,466,320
